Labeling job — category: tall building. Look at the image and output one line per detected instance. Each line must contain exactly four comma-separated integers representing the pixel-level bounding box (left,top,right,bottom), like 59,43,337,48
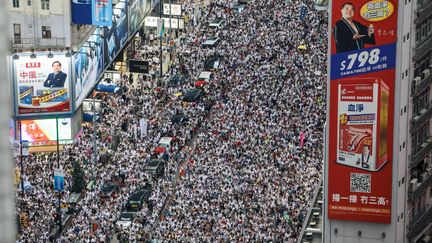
321,0,432,241
404,0,432,240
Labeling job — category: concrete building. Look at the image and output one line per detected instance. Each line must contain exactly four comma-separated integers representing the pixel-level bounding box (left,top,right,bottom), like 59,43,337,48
7,0,97,51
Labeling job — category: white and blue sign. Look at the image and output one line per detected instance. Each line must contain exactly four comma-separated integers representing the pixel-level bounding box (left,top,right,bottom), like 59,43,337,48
72,0,112,26
54,168,65,192
92,0,113,26
330,43,396,80
104,1,128,66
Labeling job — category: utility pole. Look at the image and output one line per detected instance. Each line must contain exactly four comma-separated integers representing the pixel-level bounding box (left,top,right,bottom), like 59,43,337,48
159,0,163,83
0,0,17,240
56,116,62,233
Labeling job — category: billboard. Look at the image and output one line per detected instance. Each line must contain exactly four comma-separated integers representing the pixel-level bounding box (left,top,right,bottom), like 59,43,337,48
104,1,128,66
74,28,105,108
18,118,73,146
72,0,113,26
128,0,151,34
13,54,72,117
327,0,397,223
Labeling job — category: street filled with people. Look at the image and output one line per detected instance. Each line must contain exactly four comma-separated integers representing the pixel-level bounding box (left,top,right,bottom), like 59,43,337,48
15,0,327,242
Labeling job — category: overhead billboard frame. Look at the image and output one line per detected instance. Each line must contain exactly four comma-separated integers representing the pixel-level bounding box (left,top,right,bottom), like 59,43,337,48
12,53,74,118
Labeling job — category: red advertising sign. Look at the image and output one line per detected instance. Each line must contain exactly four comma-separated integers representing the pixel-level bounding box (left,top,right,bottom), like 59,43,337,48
328,0,397,223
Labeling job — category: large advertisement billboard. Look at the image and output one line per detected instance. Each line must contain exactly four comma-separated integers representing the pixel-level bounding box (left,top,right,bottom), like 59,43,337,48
72,0,113,26
13,54,72,117
128,0,151,34
74,28,105,107
327,0,397,223
19,118,73,146
104,1,128,66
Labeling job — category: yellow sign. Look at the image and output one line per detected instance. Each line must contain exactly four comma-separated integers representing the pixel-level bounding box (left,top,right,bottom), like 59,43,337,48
360,0,395,22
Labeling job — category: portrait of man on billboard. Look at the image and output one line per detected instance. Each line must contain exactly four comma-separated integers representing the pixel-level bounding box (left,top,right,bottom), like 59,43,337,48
333,2,375,53
356,143,371,169
43,61,67,88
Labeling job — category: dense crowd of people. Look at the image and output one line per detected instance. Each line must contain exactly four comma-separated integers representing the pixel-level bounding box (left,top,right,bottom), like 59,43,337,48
15,0,327,242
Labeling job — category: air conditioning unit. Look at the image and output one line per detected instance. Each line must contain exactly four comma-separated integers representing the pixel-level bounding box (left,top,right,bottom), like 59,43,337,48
423,68,430,78
410,178,418,191
413,76,422,86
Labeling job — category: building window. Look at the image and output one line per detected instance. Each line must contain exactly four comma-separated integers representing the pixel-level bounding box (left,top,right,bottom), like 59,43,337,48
12,0,19,8
27,0,31,6
13,23,21,44
42,26,51,38
41,0,49,10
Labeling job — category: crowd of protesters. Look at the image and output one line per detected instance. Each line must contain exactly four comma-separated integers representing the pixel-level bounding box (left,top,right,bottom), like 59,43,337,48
15,0,327,242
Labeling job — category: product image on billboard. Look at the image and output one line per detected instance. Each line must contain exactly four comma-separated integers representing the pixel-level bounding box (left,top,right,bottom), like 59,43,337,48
14,54,72,116
337,79,389,171
74,28,104,108
327,0,397,224
19,118,72,146
92,0,113,26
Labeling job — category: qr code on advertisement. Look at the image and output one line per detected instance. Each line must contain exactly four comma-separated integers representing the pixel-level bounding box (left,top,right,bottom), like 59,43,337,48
350,173,371,193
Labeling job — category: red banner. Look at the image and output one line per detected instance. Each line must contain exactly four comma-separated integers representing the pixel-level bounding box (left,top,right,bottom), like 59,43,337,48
328,0,397,223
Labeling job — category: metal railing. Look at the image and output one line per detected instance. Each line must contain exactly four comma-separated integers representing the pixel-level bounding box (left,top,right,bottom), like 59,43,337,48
10,37,66,49
411,102,432,130
410,137,432,168
408,172,432,202
408,205,432,239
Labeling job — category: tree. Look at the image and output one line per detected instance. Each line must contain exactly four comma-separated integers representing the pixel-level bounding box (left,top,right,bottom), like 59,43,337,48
71,161,85,193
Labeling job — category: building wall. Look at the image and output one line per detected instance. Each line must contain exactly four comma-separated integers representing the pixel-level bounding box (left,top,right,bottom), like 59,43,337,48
7,0,71,49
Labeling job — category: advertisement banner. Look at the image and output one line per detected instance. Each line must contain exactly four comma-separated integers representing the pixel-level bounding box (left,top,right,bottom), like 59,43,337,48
72,0,113,26
19,118,73,146
104,1,128,67
92,0,113,26
129,60,149,73
54,168,65,192
72,0,93,25
14,54,72,116
74,28,105,108
128,0,150,35
327,0,397,223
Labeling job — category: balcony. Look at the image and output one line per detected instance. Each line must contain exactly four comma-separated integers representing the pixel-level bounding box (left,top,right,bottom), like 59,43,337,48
411,103,432,130
408,172,432,202
408,205,432,240
410,137,432,168
412,70,432,97
10,37,66,50
413,35,432,62
414,0,432,24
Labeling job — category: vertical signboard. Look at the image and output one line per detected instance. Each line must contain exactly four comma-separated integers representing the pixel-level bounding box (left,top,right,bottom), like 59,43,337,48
104,1,128,66
327,0,397,223
74,28,104,108
72,0,112,26
13,54,72,117
128,0,149,34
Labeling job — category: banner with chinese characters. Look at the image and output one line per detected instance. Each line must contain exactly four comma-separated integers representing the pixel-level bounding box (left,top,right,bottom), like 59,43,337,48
13,54,72,117
328,0,397,223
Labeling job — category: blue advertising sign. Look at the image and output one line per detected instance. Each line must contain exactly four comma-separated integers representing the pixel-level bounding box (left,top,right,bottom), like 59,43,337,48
72,0,113,26
92,0,113,26
104,1,128,66
330,43,396,79
54,168,64,192
74,28,105,108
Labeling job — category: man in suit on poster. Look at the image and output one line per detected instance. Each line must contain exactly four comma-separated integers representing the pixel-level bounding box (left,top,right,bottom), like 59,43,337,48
43,61,67,88
333,2,376,53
